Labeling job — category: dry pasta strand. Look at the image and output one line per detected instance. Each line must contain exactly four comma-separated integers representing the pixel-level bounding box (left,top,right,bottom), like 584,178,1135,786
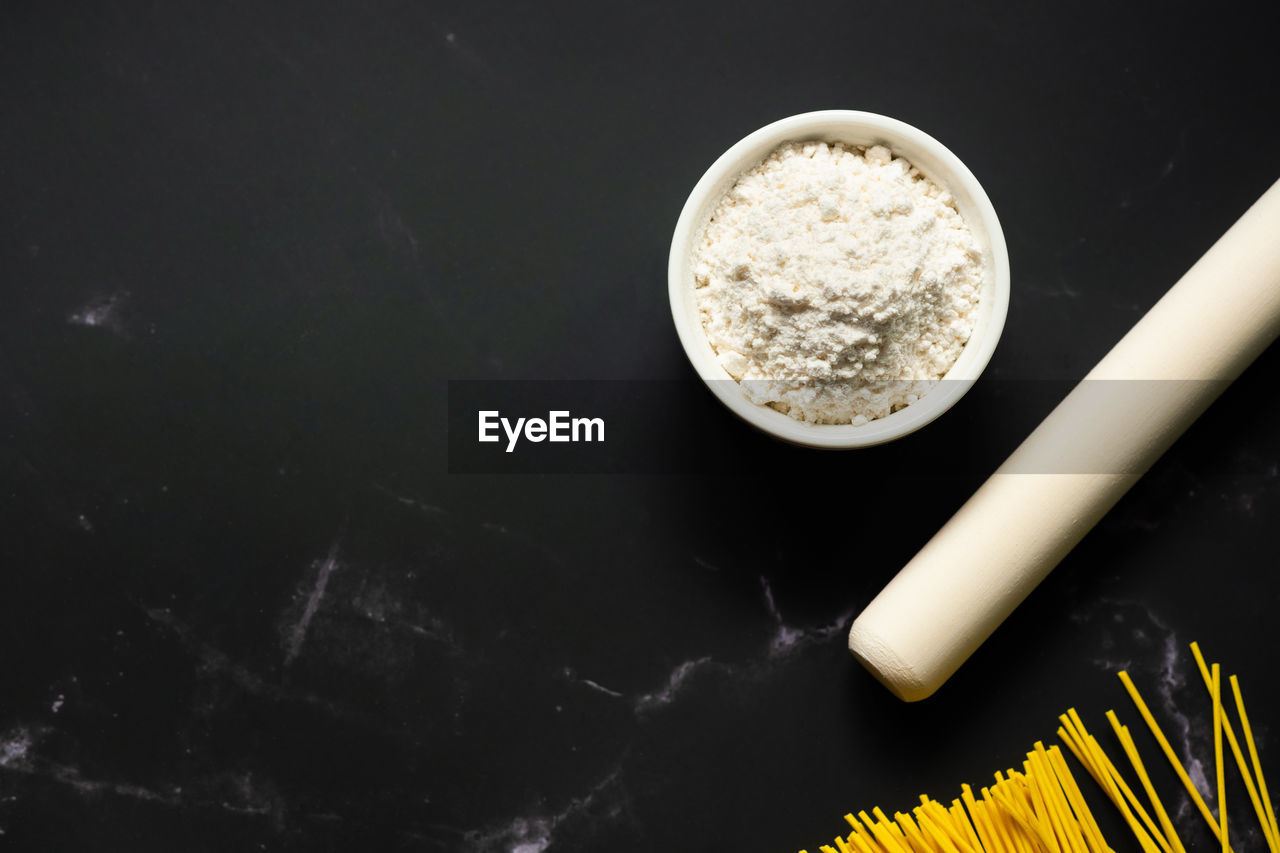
1117,669,1228,847
1231,674,1280,848
1104,711,1183,853
1213,663,1228,853
801,643,1272,853
1189,644,1278,852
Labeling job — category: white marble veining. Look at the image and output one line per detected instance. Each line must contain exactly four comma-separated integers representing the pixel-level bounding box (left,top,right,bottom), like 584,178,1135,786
1075,599,1213,822
463,766,626,853
283,531,345,667
67,291,131,336
634,657,716,714
0,725,282,822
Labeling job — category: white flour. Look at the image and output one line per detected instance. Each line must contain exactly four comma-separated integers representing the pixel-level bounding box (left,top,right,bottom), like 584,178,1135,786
692,141,983,424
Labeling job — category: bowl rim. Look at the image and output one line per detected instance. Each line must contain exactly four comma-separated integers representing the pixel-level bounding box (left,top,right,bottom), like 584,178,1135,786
667,109,1010,449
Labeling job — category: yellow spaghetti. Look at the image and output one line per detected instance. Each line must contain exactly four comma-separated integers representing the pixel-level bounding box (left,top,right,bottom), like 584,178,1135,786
800,643,1275,853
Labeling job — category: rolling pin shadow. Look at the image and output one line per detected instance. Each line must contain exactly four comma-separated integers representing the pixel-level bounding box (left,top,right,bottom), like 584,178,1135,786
849,178,1280,701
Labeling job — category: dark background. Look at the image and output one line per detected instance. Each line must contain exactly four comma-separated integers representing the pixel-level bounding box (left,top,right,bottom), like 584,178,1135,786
2,1,1278,850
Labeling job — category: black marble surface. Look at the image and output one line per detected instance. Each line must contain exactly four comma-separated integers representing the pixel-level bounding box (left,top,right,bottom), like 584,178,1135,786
2,2,1279,850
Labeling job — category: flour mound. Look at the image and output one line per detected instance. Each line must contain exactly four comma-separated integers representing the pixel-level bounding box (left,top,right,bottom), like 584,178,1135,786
693,141,983,425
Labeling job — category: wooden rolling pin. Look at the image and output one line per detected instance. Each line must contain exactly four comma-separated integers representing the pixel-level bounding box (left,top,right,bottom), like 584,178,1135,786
849,179,1280,701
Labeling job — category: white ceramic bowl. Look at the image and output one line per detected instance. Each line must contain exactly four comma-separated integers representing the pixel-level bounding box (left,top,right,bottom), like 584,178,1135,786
668,110,1010,448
